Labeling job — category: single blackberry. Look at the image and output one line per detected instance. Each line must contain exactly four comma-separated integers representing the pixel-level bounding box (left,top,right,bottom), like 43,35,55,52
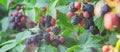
101,4,111,16
51,39,60,47
89,25,100,35
36,30,43,40
44,33,50,41
52,26,61,35
71,14,82,25
83,18,94,29
45,22,51,29
69,2,77,12
82,4,94,15
44,33,51,44
45,15,52,22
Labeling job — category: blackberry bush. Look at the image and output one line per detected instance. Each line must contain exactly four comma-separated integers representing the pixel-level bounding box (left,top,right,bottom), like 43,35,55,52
1,0,120,52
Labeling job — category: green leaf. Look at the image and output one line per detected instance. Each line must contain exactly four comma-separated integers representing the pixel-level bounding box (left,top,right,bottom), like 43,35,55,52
77,31,102,51
107,34,118,46
0,42,17,52
57,13,73,29
1,17,9,32
63,37,77,47
15,31,31,43
56,6,69,14
45,45,57,52
49,0,59,18
58,45,66,52
66,45,81,52
0,40,15,46
26,8,36,22
35,0,50,8
15,44,25,52
0,0,10,9
94,17,104,33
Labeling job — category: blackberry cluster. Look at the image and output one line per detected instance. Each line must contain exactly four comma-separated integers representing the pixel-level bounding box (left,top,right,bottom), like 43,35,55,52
26,29,43,47
9,4,27,31
67,2,100,35
44,33,65,47
26,29,65,47
39,14,61,34
82,4,100,35
10,11,27,31
39,15,56,28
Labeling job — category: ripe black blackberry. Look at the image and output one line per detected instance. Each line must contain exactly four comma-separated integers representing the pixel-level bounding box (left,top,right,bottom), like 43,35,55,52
45,15,52,22
71,14,82,25
45,22,51,29
36,29,43,40
52,26,61,35
101,4,111,16
89,25,100,35
82,4,94,15
69,2,77,12
44,33,51,44
83,18,94,29
51,39,60,47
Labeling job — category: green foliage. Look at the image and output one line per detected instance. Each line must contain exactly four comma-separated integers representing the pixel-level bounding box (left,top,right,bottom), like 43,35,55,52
0,0,119,52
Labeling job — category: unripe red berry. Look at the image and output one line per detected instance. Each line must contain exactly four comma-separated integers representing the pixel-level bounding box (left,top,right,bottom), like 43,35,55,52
40,16,45,24
83,11,89,18
67,12,75,18
59,36,65,43
46,27,52,32
74,2,81,9
51,18,56,26
50,34,55,41
29,21,34,27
